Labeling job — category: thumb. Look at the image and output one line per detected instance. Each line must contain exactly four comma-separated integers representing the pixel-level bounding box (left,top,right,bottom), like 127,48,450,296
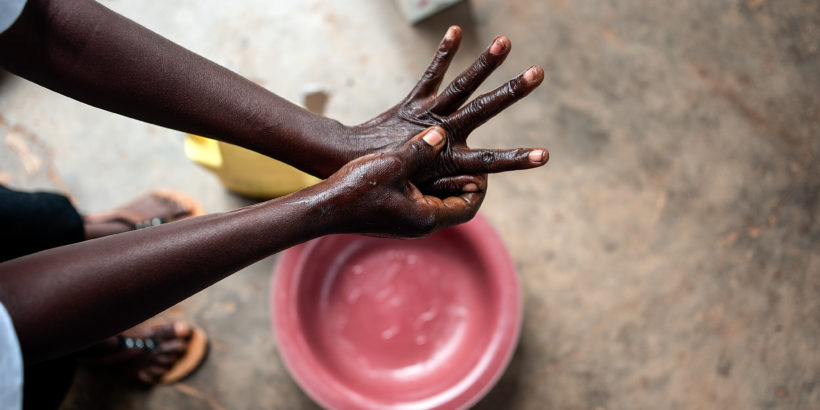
399,126,446,177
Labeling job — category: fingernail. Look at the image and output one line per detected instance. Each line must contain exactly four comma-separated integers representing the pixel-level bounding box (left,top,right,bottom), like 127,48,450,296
423,128,444,146
490,37,506,55
529,149,547,163
463,183,479,192
174,321,192,336
445,26,458,41
523,66,539,83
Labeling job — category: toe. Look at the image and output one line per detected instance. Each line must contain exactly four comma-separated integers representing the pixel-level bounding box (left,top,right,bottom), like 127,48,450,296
152,321,191,341
157,339,188,355
153,352,183,366
174,321,193,339
151,323,178,340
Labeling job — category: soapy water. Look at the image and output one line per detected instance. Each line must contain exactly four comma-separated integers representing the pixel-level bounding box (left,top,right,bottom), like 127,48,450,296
346,287,361,304
303,241,492,385
381,325,399,340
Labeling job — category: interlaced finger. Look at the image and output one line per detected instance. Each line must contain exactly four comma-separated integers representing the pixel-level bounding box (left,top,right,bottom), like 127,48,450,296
419,192,484,231
420,174,487,198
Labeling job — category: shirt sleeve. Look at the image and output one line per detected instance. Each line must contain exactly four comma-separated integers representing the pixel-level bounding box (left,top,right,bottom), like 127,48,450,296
0,300,23,410
0,0,27,35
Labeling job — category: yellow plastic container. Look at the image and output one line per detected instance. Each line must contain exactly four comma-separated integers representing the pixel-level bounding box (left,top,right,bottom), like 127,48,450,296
185,87,328,199
184,135,320,199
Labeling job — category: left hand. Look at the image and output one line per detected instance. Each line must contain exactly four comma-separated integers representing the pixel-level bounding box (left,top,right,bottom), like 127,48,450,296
341,26,548,196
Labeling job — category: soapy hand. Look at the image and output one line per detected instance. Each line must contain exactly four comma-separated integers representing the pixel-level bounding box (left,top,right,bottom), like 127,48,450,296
326,126,484,238
342,26,548,196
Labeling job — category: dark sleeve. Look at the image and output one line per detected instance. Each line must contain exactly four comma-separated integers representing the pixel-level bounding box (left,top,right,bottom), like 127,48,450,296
0,185,84,262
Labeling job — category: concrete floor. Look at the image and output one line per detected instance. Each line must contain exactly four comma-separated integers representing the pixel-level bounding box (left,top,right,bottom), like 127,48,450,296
1,0,818,408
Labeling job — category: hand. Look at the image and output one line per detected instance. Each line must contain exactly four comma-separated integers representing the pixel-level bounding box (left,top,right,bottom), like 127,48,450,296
342,26,548,196
325,127,484,238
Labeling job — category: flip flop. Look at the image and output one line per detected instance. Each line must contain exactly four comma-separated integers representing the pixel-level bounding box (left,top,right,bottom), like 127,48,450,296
159,325,209,384
111,324,209,384
85,189,205,230
80,322,210,385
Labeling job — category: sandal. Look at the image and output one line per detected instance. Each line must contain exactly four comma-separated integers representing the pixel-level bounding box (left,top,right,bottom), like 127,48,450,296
159,325,208,383
79,321,209,385
84,189,205,231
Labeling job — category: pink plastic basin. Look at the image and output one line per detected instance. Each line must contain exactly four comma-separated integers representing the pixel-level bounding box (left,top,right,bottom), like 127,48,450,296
271,213,521,409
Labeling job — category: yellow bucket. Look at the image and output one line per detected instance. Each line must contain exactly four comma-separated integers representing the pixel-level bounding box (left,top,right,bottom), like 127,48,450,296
184,135,320,199
185,87,327,199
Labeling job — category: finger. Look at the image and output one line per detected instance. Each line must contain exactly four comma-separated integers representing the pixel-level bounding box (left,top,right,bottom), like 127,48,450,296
446,65,544,135
430,35,511,115
456,147,549,174
421,174,487,198
420,191,484,230
407,26,462,100
398,126,446,177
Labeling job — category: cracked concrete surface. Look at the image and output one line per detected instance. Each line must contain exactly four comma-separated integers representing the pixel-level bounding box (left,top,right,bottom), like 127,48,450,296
1,0,818,409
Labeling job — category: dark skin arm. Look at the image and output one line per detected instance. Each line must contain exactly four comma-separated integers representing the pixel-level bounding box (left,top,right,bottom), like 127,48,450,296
0,0,547,186
0,0,550,364
0,127,486,364
0,0,344,178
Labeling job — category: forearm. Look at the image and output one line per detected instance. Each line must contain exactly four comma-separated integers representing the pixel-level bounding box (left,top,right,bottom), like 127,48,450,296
0,183,341,363
0,0,350,177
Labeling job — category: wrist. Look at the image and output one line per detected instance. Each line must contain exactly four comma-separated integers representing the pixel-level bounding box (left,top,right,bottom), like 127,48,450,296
323,118,358,172
252,107,356,179
268,177,352,237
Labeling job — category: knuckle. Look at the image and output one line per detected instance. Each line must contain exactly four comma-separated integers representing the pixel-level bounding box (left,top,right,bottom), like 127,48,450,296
408,140,432,160
383,154,404,172
446,77,467,96
421,68,438,82
479,151,497,165
506,77,527,99
501,82,518,100
410,140,425,153
473,94,494,113
474,54,492,72
421,52,448,81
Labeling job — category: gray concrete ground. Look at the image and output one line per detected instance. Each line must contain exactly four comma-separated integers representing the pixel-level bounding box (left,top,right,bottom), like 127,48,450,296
1,0,818,408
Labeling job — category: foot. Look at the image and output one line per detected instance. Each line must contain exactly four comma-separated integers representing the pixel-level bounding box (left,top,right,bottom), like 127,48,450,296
83,190,204,239
78,321,207,384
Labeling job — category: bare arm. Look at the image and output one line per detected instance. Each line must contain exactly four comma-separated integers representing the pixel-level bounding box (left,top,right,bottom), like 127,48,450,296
0,0,346,177
0,127,484,364
0,0,547,183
